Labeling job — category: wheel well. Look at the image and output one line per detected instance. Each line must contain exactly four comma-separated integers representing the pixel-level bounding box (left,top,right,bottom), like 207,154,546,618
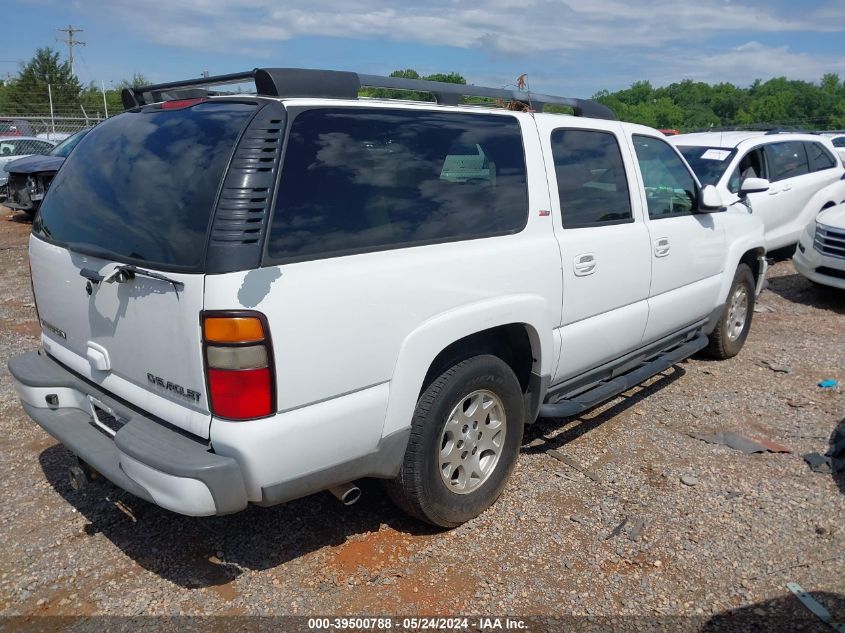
422,324,536,396
740,248,765,286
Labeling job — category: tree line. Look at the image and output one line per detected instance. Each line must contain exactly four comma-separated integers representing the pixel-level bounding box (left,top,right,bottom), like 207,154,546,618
0,47,146,118
2,49,845,131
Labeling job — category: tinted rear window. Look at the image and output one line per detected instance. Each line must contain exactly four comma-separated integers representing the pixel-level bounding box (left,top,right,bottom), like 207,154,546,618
551,129,632,228
33,101,257,270
805,142,837,171
267,108,528,262
765,141,809,182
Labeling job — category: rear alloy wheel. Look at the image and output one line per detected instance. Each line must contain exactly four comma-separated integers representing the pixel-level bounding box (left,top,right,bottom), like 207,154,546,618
386,354,524,527
705,263,755,359
438,389,507,494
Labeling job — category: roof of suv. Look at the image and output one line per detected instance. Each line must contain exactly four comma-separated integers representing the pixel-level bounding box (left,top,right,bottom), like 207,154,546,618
122,67,618,121
672,130,827,149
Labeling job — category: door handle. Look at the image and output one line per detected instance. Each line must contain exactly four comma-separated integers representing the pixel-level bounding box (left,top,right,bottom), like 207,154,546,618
782,184,793,192
573,253,596,276
768,188,780,195
654,237,670,258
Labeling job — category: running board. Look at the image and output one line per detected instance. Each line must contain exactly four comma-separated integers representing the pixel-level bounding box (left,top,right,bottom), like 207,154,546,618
538,334,708,419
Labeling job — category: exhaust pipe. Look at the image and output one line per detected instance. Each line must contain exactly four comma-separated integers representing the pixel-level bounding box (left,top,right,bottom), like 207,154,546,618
328,482,361,506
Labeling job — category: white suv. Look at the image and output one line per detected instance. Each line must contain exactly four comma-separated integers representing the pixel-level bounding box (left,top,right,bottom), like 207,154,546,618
822,132,845,164
794,202,845,290
9,68,766,527
671,131,845,251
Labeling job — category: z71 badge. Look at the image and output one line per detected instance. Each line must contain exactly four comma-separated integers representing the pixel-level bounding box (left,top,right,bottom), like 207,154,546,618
146,373,201,403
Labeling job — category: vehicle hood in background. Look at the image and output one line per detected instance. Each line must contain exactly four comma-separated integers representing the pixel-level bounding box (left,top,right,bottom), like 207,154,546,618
818,203,845,230
3,155,65,174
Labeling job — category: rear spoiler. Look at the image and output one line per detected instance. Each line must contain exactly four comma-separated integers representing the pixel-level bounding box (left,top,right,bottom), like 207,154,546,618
122,68,616,121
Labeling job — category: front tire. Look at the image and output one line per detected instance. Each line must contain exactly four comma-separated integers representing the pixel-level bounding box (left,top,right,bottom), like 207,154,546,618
705,263,755,359
386,355,524,527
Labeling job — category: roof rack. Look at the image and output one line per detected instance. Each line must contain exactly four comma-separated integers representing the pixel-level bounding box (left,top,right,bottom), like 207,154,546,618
121,68,616,120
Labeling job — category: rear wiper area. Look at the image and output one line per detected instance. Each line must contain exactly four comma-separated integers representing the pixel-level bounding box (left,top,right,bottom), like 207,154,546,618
103,265,185,293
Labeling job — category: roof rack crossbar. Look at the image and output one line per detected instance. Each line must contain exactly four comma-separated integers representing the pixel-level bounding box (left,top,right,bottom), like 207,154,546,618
121,70,256,110
123,67,616,120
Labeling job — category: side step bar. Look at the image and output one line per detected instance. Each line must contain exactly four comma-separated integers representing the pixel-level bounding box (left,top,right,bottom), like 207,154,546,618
538,334,708,419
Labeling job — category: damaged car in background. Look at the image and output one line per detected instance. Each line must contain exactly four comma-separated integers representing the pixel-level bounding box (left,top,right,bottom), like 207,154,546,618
2,129,90,216
0,136,56,203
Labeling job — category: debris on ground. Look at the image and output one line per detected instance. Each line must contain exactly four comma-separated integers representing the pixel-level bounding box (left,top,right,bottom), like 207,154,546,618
818,379,839,389
628,518,646,542
753,304,775,314
605,519,627,540
546,449,602,482
803,424,845,474
689,431,791,454
758,360,792,373
749,436,792,454
786,398,813,408
680,474,699,486
786,582,845,632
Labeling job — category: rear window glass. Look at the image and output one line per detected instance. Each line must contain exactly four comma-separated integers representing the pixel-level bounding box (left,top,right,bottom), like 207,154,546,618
33,101,257,270
267,108,528,261
765,141,809,182
805,142,836,172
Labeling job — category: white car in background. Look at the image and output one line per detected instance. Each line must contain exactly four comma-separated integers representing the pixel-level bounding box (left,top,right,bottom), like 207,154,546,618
794,203,845,290
0,137,57,190
671,132,845,251
821,132,845,164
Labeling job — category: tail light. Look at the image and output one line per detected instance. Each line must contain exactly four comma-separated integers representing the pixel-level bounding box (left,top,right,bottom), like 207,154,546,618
202,312,275,420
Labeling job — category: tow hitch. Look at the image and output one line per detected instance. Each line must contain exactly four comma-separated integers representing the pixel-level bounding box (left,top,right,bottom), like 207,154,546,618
68,459,100,492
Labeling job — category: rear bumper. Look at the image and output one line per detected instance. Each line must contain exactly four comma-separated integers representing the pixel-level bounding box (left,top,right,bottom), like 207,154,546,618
9,350,248,516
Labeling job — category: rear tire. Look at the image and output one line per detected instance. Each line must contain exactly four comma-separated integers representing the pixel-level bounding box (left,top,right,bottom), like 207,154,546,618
386,355,524,528
705,263,755,359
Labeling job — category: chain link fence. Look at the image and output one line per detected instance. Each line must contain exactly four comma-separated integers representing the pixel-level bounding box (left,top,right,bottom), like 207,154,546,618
0,112,107,142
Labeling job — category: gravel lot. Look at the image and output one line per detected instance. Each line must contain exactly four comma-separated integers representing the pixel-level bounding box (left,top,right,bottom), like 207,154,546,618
0,206,843,628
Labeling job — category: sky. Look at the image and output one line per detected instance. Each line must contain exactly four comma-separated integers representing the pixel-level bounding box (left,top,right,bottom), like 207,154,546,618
3,0,845,97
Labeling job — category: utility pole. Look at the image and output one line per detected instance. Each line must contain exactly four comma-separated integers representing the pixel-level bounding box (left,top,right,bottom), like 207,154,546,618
56,24,85,76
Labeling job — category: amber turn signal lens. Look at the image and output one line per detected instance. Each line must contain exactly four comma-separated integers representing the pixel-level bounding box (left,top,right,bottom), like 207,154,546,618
204,317,264,343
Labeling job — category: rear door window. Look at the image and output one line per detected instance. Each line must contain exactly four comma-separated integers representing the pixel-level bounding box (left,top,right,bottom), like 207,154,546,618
550,129,632,228
765,141,809,181
33,101,257,270
267,108,528,262
805,142,837,172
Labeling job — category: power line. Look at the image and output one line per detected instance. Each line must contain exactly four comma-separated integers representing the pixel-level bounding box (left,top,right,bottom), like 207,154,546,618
56,24,86,76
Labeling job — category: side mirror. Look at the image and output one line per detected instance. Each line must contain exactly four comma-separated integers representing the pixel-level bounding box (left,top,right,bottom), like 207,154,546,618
739,177,770,196
698,184,724,212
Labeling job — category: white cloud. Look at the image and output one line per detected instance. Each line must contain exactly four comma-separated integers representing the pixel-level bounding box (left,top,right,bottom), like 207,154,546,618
99,0,844,55
647,41,845,86
45,0,845,92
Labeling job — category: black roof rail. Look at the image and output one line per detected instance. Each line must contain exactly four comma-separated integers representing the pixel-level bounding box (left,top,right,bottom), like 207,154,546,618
764,128,811,135
122,67,616,120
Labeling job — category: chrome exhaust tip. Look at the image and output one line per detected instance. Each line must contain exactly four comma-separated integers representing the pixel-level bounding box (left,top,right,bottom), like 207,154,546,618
328,482,361,506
